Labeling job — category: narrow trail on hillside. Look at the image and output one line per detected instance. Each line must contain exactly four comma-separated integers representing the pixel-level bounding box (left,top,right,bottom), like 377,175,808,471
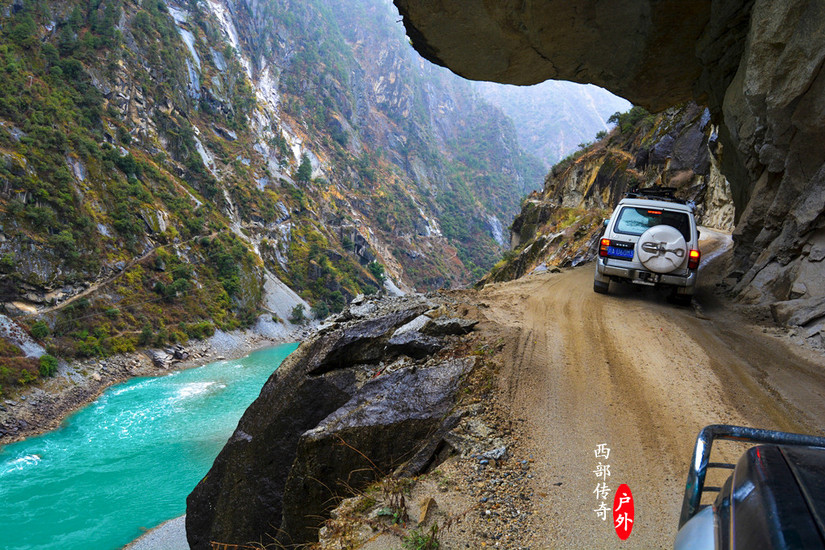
24,232,219,319
478,229,825,548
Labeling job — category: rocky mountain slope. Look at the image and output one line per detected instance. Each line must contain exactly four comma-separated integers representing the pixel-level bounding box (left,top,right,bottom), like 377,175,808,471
0,0,552,395
482,103,734,284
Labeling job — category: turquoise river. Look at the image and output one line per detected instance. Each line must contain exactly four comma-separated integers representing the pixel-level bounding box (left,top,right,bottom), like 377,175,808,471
0,343,298,550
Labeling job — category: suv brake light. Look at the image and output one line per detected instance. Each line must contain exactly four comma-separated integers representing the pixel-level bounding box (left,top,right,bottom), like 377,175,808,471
688,249,700,269
599,238,610,257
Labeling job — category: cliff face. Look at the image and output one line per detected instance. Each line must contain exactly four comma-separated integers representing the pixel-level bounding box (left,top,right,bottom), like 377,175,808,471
482,103,734,284
396,0,825,323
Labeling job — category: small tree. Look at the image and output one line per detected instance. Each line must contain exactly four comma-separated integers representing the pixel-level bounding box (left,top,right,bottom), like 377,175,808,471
138,324,153,346
311,301,330,319
296,153,312,183
31,321,50,339
289,304,307,324
39,354,58,377
368,261,386,282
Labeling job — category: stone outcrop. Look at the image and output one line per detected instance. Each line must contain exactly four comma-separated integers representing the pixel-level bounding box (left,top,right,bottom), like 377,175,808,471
394,0,712,111
280,358,472,543
185,294,478,549
396,0,825,325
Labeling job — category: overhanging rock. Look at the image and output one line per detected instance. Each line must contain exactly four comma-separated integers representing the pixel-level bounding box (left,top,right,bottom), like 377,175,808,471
395,0,825,322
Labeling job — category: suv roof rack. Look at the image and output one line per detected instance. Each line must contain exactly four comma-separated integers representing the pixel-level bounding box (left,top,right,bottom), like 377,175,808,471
625,186,695,211
679,424,825,528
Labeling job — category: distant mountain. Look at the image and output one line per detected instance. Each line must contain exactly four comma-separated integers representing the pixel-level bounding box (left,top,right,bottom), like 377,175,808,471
476,81,632,167
0,0,640,400
0,0,552,389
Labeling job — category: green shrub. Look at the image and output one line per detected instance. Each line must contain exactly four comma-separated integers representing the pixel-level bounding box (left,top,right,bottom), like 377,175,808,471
138,325,154,346
608,106,653,134
0,253,15,272
181,321,215,340
289,304,306,324
311,301,329,319
368,261,385,281
76,336,104,357
296,153,312,182
18,369,36,385
109,336,135,354
39,354,58,377
31,321,50,339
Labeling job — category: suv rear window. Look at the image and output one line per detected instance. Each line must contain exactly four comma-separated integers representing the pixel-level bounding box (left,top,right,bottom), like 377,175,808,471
614,207,691,241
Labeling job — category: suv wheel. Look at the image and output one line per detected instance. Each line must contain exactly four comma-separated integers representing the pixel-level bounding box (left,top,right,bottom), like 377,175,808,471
594,280,609,294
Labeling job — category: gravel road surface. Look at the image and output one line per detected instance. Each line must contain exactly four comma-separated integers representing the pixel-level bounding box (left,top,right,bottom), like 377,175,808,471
477,229,825,547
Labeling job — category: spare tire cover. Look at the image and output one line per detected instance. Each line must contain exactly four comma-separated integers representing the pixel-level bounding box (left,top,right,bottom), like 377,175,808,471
636,225,687,273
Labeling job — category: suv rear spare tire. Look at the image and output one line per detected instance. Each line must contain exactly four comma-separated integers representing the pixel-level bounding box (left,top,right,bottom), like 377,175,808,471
636,225,687,274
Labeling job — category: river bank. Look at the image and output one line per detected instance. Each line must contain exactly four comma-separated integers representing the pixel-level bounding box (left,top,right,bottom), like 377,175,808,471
0,322,314,446
125,515,188,550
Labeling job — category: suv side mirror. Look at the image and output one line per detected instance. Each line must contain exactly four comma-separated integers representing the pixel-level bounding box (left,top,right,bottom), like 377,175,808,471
603,218,610,227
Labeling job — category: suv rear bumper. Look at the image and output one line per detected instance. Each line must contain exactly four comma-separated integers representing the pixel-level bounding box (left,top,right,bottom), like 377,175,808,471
596,258,696,289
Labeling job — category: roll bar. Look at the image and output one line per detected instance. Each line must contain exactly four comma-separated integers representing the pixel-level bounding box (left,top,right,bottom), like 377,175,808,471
679,424,825,528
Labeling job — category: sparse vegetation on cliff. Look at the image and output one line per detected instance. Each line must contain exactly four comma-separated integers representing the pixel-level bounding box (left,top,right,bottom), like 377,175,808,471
0,0,546,394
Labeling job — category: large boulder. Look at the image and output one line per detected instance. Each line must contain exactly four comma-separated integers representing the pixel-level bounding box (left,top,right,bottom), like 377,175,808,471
184,346,358,550
395,0,825,324
280,358,473,543
303,308,426,375
186,297,476,549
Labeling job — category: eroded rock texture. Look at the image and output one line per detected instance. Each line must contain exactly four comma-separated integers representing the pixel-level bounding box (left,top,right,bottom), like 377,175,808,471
185,295,475,548
395,0,825,320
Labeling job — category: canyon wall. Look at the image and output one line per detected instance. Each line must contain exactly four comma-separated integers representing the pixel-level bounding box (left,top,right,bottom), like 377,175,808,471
396,0,825,321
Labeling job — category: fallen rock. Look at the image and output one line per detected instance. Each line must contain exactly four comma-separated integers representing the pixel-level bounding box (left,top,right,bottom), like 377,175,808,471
805,324,823,339
392,314,431,337
185,356,357,550
186,296,473,550
304,308,426,375
421,317,478,336
770,296,825,326
482,446,508,461
147,349,173,368
444,416,507,458
387,330,444,359
790,281,808,299
348,301,378,318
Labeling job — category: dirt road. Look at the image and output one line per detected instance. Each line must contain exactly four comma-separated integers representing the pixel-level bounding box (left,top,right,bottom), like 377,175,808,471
477,229,825,548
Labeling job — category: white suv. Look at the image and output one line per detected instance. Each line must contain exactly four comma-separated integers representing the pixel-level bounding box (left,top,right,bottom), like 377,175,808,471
594,191,700,305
